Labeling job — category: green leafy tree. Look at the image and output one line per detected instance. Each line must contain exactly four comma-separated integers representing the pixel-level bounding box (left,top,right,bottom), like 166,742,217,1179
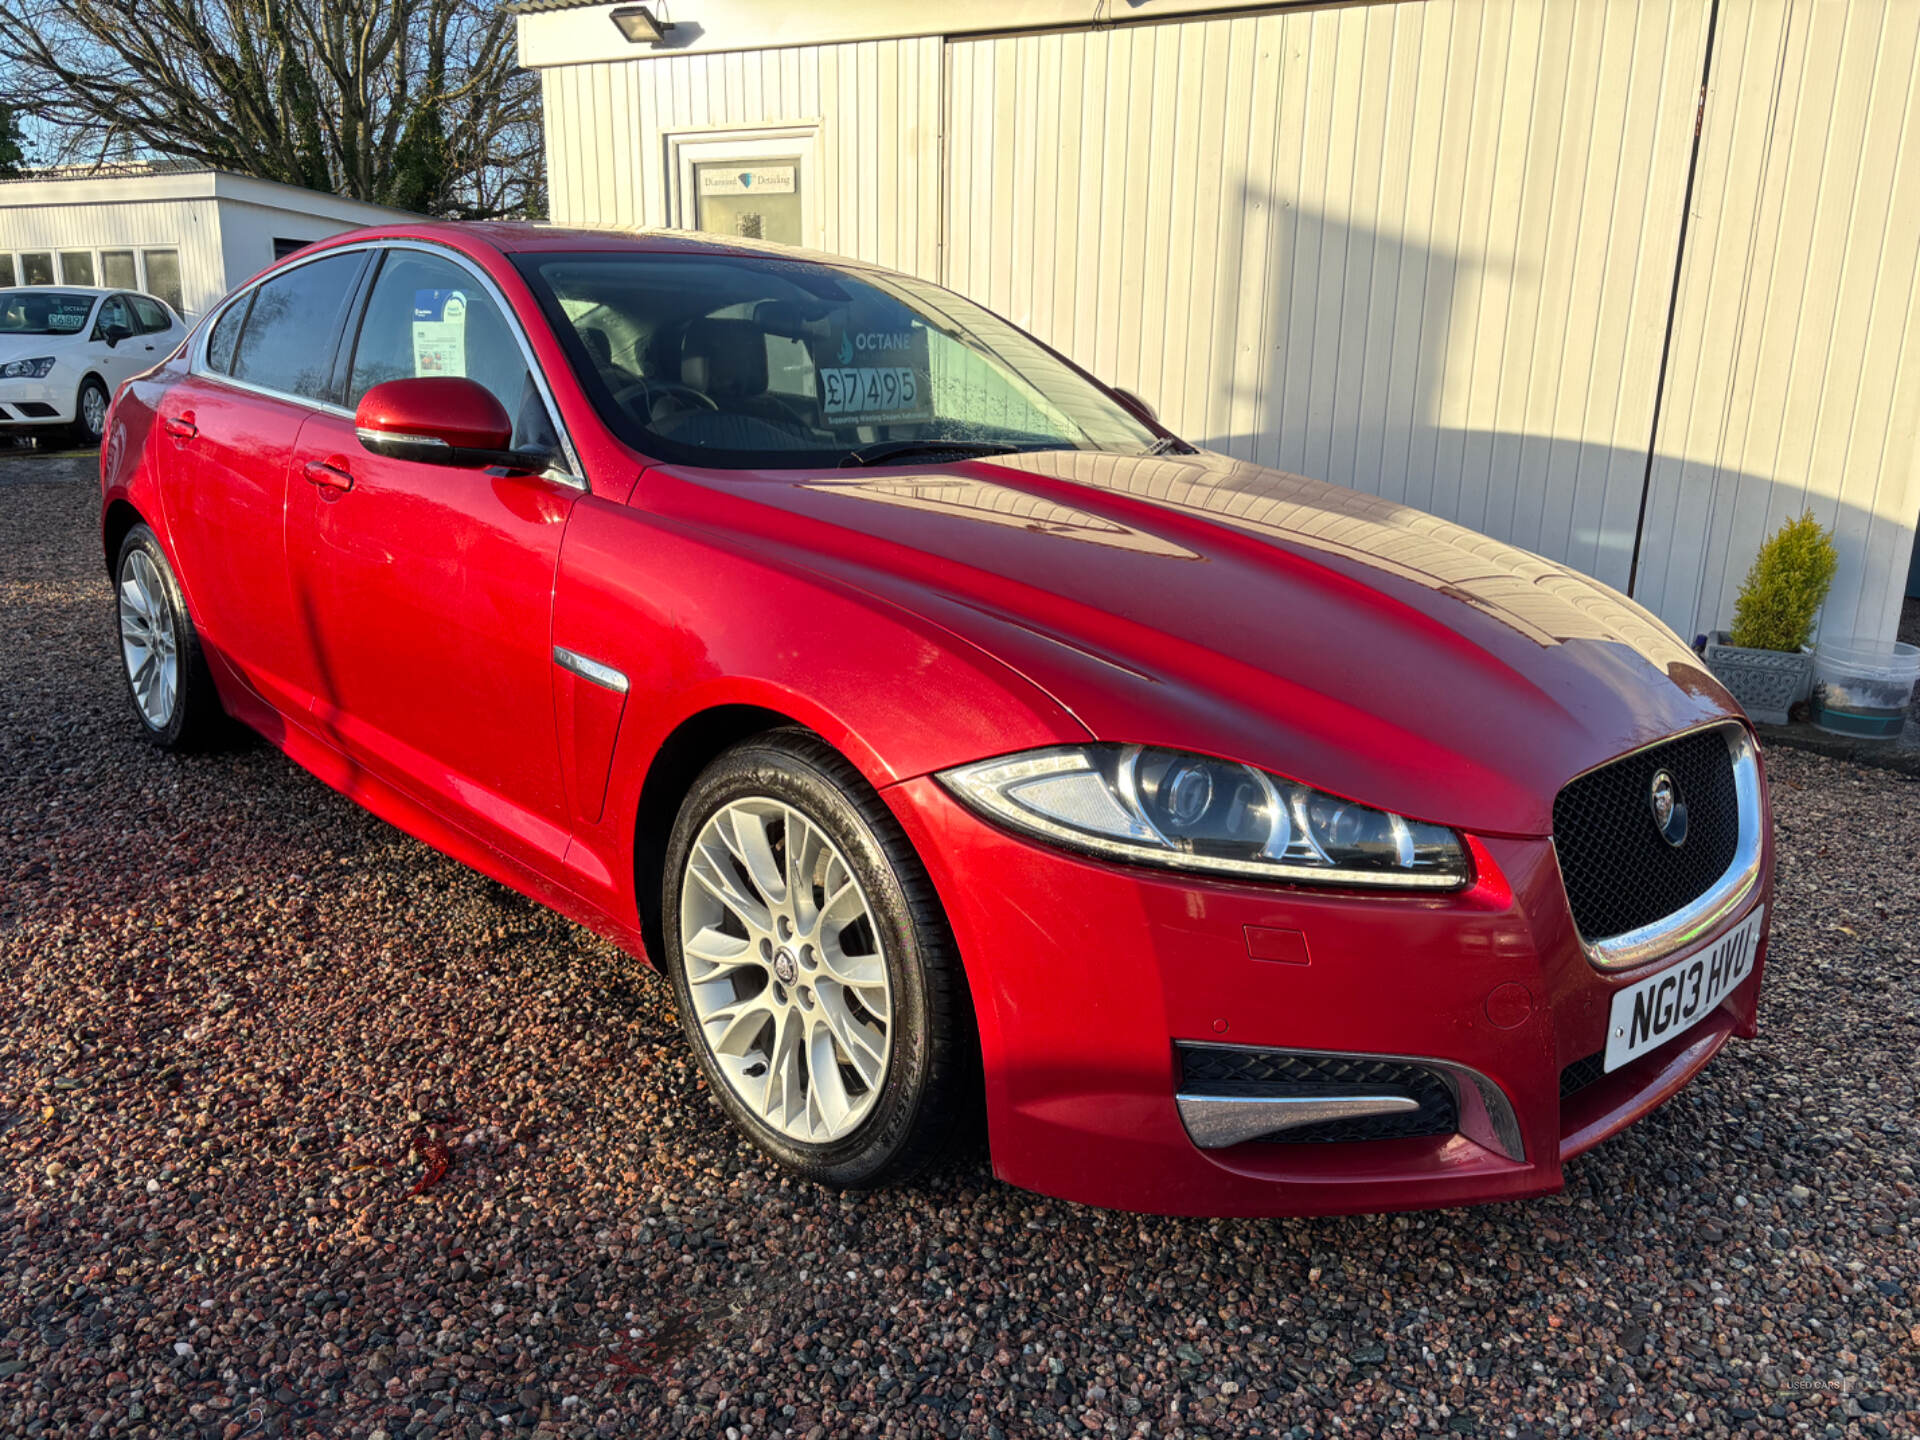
0,101,28,176
1727,511,1839,653
0,0,544,218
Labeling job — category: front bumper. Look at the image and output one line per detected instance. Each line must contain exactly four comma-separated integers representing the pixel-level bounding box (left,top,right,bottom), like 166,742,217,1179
0,374,76,429
883,772,1772,1217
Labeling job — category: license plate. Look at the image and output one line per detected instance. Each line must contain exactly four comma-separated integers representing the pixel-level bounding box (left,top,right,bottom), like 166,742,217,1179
1603,906,1763,1073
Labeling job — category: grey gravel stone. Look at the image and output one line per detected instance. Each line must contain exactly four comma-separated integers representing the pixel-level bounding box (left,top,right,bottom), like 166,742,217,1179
4,459,1916,1439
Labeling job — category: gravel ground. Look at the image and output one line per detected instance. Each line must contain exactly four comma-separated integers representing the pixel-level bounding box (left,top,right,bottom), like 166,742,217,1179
3,460,1916,1440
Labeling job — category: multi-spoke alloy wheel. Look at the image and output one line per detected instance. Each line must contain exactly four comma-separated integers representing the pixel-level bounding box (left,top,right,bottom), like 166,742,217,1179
112,523,224,751
663,729,977,1187
681,797,892,1143
119,548,179,729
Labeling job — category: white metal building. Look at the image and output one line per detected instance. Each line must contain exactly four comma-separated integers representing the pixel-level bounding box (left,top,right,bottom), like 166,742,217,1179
0,162,415,321
518,0,1920,646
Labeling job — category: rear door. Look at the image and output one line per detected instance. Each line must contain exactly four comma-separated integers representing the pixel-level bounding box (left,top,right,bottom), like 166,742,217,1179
284,245,581,873
156,249,371,717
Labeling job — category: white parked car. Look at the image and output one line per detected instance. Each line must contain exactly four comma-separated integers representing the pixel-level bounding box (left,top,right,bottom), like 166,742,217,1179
0,287,186,447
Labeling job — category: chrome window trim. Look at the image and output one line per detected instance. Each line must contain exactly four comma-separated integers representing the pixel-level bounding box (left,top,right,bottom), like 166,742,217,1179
189,238,587,489
1173,1039,1526,1162
1555,721,1764,973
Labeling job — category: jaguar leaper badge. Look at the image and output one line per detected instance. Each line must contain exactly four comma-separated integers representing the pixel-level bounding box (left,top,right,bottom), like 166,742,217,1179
1649,769,1688,847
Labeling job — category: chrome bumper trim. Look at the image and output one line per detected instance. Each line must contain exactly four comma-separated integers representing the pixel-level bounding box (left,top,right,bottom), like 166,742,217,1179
1568,723,1765,972
1174,1041,1527,1162
1176,1091,1420,1149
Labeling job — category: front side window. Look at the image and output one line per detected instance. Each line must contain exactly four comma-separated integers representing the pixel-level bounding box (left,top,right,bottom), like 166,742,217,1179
515,252,1157,469
0,289,97,336
229,252,364,400
93,297,132,340
346,250,555,452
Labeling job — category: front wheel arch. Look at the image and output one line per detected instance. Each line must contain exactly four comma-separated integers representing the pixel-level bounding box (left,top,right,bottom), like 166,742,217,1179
633,704,810,965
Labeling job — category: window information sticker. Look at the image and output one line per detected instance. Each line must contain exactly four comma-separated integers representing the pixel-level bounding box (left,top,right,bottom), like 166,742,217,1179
819,327,932,424
412,289,468,378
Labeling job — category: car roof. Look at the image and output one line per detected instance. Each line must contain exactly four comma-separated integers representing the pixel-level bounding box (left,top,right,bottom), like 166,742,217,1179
305,220,889,272
0,285,174,305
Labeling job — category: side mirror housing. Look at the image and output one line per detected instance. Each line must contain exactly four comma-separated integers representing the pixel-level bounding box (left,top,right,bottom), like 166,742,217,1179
354,376,547,471
102,321,134,347
1111,386,1157,424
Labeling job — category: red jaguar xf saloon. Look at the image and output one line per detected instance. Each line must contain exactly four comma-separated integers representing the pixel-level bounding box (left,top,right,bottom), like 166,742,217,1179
99,224,1772,1216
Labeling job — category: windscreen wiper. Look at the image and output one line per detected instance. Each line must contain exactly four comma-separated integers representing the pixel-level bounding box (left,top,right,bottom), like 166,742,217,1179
839,439,1032,467
1143,436,1198,456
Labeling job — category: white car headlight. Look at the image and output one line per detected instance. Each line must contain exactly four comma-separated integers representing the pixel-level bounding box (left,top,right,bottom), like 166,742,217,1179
939,744,1469,888
0,357,57,379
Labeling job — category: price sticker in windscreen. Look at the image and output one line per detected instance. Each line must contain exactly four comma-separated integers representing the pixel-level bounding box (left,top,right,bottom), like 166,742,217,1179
820,328,933,424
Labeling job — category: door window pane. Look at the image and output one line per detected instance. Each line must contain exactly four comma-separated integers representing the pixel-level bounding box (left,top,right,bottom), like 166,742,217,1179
347,251,553,451
130,296,171,333
94,297,132,340
101,250,138,289
230,253,364,400
20,253,54,285
0,257,13,288
141,249,184,315
694,161,802,245
60,252,96,286
205,296,250,375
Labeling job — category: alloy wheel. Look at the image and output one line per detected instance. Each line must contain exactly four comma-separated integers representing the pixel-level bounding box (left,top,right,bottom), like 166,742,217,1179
679,796,893,1143
81,384,108,439
118,549,179,729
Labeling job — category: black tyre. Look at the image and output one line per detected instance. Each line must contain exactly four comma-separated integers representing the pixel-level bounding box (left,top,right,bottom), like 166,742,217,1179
73,375,110,448
662,729,977,1187
113,523,226,750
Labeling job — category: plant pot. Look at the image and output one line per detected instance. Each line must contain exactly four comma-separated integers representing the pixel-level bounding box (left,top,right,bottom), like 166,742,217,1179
1809,637,1920,739
1702,631,1815,725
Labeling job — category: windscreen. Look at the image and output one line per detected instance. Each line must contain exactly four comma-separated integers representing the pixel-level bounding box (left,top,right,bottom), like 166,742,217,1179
0,290,96,336
515,252,1158,468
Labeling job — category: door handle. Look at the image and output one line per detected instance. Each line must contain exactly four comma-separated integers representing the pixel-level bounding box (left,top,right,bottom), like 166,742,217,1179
162,413,196,440
303,458,354,493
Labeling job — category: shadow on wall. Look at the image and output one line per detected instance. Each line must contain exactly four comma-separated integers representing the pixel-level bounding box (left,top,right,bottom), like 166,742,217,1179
1185,194,1891,640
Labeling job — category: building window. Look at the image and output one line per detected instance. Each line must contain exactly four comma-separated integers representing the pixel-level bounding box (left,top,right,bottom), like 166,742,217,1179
20,252,54,285
141,249,184,315
0,255,14,288
669,126,820,250
101,250,138,289
60,251,96,286
272,237,316,261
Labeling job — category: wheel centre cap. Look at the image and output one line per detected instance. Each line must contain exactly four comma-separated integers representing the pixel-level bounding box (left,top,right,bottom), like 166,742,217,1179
772,946,799,985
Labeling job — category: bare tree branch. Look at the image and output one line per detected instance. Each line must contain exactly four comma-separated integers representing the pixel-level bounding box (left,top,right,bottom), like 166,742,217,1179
0,0,544,219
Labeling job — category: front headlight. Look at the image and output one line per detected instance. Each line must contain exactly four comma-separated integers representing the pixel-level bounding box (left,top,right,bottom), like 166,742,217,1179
938,745,1468,888
0,356,57,379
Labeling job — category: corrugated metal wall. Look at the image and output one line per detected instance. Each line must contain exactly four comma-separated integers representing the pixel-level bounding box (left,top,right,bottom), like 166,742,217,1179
1637,0,1920,646
542,37,944,278
530,0,1920,648
0,198,225,316
945,0,1712,595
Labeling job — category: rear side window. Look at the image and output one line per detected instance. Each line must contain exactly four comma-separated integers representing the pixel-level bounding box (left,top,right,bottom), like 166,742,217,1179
229,252,363,400
346,250,554,451
204,296,250,375
130,296,171,333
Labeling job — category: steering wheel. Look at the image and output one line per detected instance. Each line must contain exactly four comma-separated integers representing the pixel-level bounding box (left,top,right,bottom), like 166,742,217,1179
609,378,718,424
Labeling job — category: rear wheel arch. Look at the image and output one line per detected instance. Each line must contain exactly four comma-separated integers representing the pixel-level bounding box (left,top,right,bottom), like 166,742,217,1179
102,498,146,578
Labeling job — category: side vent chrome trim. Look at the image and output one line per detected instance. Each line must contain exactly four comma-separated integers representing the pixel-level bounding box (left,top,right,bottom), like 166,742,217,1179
553,646,630,694
1176,1091,1420,1149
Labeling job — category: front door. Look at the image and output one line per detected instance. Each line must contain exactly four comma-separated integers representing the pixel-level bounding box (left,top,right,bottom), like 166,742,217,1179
285,247,579,873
